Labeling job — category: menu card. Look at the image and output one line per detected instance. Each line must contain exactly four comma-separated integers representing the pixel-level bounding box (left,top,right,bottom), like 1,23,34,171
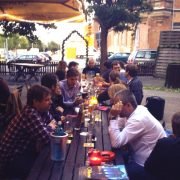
79,165,129,180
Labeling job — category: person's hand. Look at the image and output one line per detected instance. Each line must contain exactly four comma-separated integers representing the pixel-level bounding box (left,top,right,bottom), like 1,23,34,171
61,116,66,123
74,97,83,105
56,106,64,113
102,81,110,87
110,101,123,118
48,119,57,130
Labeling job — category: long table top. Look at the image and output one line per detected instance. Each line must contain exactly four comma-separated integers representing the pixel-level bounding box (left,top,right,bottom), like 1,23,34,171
12,63,44,68
26,111,124,180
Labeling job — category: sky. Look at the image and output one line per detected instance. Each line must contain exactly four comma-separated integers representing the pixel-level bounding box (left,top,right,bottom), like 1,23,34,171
35,22,85,45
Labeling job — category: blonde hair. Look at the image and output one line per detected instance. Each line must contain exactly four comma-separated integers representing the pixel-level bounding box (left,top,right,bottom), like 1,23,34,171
108,83,127,99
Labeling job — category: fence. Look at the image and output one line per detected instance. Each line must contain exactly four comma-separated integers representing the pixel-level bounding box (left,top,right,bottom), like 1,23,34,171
0,61,155,77
0,61,59,76
137,62,155,76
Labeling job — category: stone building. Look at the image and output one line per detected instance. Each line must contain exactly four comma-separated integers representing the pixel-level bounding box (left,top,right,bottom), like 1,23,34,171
93,0,180,53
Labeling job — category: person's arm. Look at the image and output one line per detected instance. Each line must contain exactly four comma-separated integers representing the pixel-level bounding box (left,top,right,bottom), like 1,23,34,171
27,112,51,145
109,118,145,148
129,79,143,105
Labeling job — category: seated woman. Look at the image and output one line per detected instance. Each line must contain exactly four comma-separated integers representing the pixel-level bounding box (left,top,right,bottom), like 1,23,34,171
56,60,67,81
97,70,126,104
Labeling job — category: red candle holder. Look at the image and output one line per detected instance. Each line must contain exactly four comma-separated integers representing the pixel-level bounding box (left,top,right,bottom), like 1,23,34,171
88,149,102,166
89,156,102,166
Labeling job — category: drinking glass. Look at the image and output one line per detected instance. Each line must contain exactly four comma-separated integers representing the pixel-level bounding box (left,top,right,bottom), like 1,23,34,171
64,116,73,137
87,122,95,143
73,107,81,131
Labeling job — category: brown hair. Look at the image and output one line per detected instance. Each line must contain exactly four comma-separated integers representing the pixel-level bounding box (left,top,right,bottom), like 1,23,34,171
56,61,67,72
27,85,51,106
125,64,138,77
66,68,80,78
108,83,127,99
109,70,121,84
111,60,120,68
172,112,180,137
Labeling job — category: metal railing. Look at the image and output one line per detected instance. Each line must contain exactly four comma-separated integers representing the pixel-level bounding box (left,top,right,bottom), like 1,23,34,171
0,61,156,76
137,62,155,76
0,61,59,76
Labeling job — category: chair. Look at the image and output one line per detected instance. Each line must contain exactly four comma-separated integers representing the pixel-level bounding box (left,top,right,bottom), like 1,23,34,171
16,85,23,96
0,89,23,135
145,96,165,127
24,80,31,91
8,62,17,80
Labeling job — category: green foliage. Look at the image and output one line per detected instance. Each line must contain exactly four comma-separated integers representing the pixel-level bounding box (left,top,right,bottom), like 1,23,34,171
19,36,29,49
0,21,56,43
87,0,152,32
0,33,46,50
48,41,59,52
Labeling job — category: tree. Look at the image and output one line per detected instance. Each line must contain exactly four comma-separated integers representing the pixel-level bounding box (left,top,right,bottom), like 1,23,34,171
48,41,59,52
8,34,21,49
19,36,30,49
0,21,56,43
0,34,28,49
86,0,152,70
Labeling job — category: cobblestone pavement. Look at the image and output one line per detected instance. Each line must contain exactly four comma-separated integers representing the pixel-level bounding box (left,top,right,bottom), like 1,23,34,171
1,75,179,130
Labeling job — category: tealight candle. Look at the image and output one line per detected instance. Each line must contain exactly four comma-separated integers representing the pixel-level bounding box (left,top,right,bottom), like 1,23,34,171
89,156,102,166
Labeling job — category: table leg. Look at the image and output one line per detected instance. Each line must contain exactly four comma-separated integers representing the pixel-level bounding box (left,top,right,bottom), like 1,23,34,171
27,68,39,81
15,67,26,81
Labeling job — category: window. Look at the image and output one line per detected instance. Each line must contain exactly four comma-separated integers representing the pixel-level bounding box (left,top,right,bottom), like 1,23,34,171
136,51,145,58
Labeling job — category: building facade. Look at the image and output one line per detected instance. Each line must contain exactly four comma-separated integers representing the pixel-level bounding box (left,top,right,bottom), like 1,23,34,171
94,0,180,53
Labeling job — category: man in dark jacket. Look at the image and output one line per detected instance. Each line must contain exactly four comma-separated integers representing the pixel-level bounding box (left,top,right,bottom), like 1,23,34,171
125,64,143,105
145,112,180,180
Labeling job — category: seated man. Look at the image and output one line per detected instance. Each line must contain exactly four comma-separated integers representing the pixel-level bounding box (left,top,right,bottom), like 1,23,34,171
59,68,82,114
68,61,81,81
68,61,79,70
102,60,112,83
145,112,180,180
108,89,166,179
82,57,100,78
102,61,127,86
41,73,64,122
125,64,143,105
0,85,55,179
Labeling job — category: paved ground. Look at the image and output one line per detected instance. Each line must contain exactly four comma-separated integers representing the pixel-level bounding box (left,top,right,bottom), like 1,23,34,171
1,75,180,130
140,76,180,130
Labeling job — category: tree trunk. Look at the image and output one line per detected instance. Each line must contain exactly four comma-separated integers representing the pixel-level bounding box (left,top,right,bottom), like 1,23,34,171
100,27,108,73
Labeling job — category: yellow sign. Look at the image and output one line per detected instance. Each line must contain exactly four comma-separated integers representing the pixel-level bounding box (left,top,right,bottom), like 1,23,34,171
66,47,76,59
85,35,94,47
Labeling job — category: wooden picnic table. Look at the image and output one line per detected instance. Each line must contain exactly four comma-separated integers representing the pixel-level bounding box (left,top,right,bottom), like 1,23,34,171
26,111,125,180
12,63,44,81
